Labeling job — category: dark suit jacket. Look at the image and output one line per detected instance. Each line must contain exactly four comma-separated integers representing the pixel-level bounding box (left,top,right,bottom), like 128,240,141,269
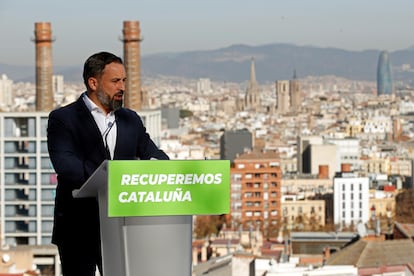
47,96,169,245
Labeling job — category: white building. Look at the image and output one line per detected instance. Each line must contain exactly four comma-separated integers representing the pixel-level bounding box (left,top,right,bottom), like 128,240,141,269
196,78,212,94
333,172,370,227
363,116,392,134
0,74,13,109
0,112,54,246
325,137,361,173
52,75,64,104
52,75,64,95
139,109,164,147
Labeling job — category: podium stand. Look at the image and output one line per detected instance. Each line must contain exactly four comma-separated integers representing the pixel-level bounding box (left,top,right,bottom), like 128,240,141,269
73,161,193,276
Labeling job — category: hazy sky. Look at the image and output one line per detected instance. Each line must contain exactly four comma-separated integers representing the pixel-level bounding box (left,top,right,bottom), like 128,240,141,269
1,0,413,66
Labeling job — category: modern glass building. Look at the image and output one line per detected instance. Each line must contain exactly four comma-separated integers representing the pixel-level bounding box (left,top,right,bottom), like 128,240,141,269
377,50,394,95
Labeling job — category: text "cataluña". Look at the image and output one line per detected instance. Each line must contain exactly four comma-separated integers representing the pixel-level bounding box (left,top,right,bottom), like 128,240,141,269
120,173,223,185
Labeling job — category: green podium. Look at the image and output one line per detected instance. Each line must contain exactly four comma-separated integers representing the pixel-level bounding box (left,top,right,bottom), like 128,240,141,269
73,160,230,276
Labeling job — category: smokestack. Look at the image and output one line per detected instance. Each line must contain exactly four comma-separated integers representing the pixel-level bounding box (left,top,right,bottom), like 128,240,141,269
33,22,54,111
341,163,352,173
318,165,329,179
122,20,143,111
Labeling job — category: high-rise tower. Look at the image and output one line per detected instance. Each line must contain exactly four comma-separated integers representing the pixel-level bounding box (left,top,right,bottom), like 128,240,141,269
33,22,54,111
377,50,394,96
121,21,143,111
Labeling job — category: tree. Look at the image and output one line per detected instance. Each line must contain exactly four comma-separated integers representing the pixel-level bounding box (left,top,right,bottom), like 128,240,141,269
395,189,414,223
194,215,229,239
179,109,193,118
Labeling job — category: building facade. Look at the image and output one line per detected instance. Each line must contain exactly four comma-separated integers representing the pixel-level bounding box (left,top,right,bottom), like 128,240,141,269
0,112,54,246
281,199,326,230
220,129,253,163
324,137,361,173
333,172,370,228
0,74,13,110
230,151,282,237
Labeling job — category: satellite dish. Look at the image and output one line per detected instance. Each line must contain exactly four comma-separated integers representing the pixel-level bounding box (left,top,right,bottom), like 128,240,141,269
357,222,367,237
2,253,10,263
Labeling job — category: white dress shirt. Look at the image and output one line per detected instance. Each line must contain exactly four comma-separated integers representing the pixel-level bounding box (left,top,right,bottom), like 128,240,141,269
82,93,117,159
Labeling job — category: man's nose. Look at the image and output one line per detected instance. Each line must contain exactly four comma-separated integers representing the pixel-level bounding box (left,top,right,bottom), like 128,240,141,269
118,80,126,91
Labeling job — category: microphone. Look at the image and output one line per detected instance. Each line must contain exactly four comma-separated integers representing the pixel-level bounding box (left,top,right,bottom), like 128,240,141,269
102,120,116,159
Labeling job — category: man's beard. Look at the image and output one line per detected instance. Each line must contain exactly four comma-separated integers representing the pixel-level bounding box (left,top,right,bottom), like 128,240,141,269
97,89,123,111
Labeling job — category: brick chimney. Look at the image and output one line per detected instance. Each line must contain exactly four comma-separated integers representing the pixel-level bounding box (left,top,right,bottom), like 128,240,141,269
34,22,54,111
341,163,352,173
318,165,329,179
121,20,143,111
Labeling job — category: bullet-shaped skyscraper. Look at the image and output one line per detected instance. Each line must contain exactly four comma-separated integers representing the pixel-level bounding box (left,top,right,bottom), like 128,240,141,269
377,50,394,96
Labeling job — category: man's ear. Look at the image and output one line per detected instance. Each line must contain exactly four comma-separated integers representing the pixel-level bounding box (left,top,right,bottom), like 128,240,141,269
88,77,98,91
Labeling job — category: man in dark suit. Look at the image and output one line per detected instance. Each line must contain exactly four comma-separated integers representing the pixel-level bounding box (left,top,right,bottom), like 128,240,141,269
47,51,169,276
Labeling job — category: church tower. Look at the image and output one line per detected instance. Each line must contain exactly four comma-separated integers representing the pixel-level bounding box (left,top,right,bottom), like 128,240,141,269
276,80,290,114
290,70,301,112
276,70,302,114
244,57,260,111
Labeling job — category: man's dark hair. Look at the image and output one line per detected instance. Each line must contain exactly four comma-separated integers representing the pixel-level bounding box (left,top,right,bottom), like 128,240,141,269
83,52,123,89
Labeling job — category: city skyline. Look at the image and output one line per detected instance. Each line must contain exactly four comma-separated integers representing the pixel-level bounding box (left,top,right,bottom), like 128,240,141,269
1,0,414,67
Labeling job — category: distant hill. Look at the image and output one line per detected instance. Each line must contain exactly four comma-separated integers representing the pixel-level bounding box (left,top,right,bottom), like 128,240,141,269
1,43,414,84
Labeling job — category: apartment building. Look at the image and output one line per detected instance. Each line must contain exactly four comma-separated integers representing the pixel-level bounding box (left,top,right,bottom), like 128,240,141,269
281,199,326,230
230,150,282,237
333,171,370,227
0,112,54,246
